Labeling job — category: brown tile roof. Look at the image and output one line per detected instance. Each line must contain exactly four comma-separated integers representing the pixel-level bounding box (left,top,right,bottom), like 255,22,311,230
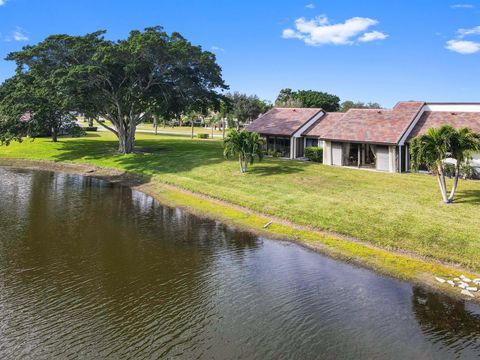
408,111,480,140
318,101,424,144
246,107,322,136
302,112,344,137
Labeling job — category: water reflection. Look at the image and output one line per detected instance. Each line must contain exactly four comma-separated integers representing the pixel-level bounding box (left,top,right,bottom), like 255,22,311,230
412,286,480,353
0,167,479,359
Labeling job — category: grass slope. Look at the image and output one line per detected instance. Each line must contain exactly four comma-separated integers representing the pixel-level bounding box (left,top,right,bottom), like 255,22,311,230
2,132,480,271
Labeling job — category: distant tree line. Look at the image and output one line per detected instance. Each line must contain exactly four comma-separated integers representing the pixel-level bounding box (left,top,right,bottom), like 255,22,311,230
274,88,381,112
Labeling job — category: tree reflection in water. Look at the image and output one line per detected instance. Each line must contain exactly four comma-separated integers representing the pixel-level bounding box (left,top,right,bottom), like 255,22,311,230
412,286,480,352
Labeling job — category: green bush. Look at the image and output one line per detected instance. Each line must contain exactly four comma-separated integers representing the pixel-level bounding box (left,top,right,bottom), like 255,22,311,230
267,149,282,157
197,133,209,139
84,126,98,132
305,146,323,162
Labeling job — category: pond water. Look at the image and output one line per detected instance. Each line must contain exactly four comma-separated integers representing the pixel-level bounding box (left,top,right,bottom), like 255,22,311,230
0,167,479,359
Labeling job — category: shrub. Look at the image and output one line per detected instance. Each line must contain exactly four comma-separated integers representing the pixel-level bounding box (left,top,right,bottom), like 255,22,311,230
267,149,282,157
305,146,323,162
64,123,86,137
84,126,98,132
197,133,209,139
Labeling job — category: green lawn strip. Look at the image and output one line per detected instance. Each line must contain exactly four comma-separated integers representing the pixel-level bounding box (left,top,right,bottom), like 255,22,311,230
1,132,480,273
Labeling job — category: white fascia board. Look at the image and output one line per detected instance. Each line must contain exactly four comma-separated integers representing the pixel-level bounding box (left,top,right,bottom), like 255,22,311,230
292,110,325,138
425,104,480,112
398,106,426,146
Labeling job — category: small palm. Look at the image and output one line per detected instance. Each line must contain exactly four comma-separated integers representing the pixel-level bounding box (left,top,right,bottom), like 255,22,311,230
223,130,265,173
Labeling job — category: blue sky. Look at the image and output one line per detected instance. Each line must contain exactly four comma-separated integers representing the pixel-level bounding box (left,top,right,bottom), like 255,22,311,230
1,0,480,107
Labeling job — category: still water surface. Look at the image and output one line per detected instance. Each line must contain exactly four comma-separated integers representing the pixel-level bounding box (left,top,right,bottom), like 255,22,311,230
0,167,479,359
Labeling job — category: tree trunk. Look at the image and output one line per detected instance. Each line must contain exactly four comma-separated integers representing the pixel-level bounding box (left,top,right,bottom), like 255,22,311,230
448,165,460,202
117,125,135,154
239,155,244,173
154,115,158,135
222,118,226,140
211,123,214,139
51,127,58,142
191,122,194,139
436,164,449,203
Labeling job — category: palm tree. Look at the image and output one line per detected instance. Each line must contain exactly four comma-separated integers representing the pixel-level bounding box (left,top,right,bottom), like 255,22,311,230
410,125,480,203
242,131,265,172
447,127,480,202
223,130,265,173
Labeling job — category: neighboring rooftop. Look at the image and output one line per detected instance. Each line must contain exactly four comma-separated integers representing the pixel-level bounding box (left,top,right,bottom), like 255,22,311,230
317,101,425,144
408,111,480,140
246,107,322,136
302,112,344,137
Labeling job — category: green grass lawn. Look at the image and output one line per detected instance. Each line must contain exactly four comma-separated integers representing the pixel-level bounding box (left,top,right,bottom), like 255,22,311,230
2,132,480,271
85,120,223,135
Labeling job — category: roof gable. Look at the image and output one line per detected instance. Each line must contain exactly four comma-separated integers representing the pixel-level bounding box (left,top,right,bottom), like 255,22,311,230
303,112,344,137
246,107,323,136
318,101,424,144
408,111,480,140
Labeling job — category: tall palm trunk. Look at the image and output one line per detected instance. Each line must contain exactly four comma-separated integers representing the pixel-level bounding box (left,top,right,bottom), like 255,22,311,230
436,163,449,203
448,165,460,202
238,154,244,173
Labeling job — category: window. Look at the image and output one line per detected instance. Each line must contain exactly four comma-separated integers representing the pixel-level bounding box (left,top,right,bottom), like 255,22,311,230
306,138,319,148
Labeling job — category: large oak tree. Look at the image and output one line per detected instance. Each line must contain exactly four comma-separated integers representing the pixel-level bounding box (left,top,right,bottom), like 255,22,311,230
75,26,227,153
1,26,227,154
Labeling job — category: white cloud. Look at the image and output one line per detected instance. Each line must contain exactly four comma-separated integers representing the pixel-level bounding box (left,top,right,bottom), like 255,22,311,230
282,15,387,46
451,4,474,8
458,25,480,37
446,39,480,54
211,46,224,52
0,0,6,6
13,27,28,41
305,3,315,9
358,30,389,42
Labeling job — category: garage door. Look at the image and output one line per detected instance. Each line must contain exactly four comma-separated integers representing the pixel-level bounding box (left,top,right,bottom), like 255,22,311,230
376,146,389,171
332,142,343,166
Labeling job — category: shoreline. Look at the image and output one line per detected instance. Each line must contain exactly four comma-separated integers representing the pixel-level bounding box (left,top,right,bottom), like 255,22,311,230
1,157,479,303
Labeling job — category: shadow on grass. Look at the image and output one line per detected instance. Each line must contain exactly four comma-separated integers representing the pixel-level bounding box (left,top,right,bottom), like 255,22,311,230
49,136,306,178
455,189,480,204
50,137,223,176
250,163,305,176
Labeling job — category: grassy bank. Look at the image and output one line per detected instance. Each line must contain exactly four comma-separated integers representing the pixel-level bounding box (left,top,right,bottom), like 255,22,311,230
1,132,480,273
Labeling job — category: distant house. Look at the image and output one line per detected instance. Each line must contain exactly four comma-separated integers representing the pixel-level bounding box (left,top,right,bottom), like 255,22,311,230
247,102,480,175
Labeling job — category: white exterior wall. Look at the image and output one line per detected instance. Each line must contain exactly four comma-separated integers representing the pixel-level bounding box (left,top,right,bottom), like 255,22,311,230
323,141,332,165
332,143,343,166
471,152,480,178
376,146,390,171
389,146,397,173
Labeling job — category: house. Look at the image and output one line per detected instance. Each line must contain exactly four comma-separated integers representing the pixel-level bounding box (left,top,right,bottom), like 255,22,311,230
406,103,480,173
246,107,325,159
247,102,480,175
313,101,425,172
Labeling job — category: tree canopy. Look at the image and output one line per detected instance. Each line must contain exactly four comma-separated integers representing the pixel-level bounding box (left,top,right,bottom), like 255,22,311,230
275,88,340,111
226,92,271,127
0,26,228,153
339,101,381,112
